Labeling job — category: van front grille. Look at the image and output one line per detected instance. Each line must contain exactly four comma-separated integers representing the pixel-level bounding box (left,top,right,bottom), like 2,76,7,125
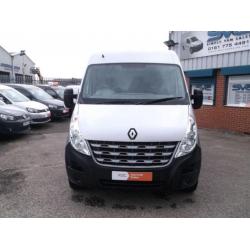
88,140,178,168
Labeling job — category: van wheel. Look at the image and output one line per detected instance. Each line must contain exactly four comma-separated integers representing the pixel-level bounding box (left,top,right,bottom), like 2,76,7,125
182,182,198,193
69,180,84,190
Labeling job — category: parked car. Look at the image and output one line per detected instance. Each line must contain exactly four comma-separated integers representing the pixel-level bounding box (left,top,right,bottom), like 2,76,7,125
51,86,65,100
37,85,64,101
0,99,31,135
0,84,51,124
64,51,203,192
7,84,69,120
182,36,203,54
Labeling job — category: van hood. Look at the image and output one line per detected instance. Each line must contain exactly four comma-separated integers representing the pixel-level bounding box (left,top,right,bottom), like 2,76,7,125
12,101,48,111
75,104,190,142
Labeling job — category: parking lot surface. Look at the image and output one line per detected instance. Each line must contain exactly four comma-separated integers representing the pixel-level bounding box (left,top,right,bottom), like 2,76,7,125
0,120,249,217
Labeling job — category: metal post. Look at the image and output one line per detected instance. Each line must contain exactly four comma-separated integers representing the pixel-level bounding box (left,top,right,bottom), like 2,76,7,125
11,55,15,82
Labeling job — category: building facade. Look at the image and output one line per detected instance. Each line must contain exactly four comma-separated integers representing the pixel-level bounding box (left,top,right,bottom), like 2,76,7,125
169,31,250,133
0,45,36,83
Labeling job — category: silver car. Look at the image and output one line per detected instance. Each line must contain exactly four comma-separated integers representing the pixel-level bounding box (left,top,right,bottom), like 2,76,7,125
0,84,51,124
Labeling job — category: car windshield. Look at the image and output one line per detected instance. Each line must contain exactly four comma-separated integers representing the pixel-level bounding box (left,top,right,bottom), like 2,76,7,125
0,88,30,102
27,87,54,100
54,88,65,99
80,63,188,104
191,37,198,42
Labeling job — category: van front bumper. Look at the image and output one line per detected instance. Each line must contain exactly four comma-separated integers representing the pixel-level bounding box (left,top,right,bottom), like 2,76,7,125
65,142,201,191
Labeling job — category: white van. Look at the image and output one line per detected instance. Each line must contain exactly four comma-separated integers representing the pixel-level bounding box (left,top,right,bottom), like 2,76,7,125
0,84,51,124
182,36,203,54
64,51,203,192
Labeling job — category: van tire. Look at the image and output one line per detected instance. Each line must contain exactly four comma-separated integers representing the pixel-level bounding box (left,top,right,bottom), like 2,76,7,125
182,182,198,193
69,180,84,190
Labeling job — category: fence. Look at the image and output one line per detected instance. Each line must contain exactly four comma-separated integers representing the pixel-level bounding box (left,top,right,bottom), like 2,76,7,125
0,75,81,86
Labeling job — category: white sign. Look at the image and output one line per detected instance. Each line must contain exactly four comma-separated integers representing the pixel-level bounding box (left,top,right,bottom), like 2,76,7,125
180,31,250,59
227,75,250,108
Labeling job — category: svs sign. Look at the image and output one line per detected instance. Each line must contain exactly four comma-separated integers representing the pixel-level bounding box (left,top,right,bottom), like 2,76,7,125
207,31,250,42
232,84,250,91
180,31,250,59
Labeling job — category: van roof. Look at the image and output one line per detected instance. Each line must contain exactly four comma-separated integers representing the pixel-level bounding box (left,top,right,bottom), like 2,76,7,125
88,51,181,66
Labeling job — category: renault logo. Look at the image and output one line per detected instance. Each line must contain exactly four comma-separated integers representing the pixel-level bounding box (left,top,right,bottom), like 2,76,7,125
128,128,137,140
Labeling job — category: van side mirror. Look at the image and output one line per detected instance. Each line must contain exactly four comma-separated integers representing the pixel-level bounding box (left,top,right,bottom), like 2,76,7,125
64,88,75,109
191,89,203,109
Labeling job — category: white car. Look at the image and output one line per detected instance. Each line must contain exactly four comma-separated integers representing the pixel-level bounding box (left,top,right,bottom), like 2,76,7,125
0,84,51,124
182,36,203,54
64,51,203,192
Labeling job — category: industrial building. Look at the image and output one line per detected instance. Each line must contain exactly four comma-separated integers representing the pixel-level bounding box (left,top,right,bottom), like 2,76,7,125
168,31,250,133
0,45,36,83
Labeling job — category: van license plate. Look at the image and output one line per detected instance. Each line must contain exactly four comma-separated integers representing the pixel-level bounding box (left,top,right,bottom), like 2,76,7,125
112,171,153,182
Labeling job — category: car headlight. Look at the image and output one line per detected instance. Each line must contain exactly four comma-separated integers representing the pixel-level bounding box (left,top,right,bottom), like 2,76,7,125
48,104,58,109
0,114,15,121
26,107,38,113
69,116,90,155
175,116,198,158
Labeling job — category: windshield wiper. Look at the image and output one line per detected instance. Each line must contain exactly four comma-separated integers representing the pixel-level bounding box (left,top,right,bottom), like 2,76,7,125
135,97,183,105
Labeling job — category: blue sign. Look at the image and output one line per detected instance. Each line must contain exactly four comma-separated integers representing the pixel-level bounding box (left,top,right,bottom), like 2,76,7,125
207,31,250,42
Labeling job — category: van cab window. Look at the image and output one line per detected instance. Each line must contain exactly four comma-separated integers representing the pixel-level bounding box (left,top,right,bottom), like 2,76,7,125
80,64,188,104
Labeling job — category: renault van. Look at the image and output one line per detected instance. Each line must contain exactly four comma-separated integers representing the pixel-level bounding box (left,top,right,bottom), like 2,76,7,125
64,51,203,192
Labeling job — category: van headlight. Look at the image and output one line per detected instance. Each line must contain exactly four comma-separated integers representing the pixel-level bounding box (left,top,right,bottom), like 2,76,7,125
69,116,90,155
175,117,197,158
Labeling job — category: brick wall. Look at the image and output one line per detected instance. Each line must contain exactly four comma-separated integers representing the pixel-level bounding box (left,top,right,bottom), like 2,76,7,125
187,70,250,133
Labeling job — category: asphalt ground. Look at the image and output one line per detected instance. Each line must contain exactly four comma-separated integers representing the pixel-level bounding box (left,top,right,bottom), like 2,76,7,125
0,119,249,217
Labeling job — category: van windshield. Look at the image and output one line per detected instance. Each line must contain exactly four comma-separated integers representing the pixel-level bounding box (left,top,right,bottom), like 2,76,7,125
80,63,188,104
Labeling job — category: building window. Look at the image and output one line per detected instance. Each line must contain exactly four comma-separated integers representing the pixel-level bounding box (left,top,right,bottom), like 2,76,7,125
25,75,33,83
190,77,215,106
15,74,23,83
0,71,10,83
226,75,250,108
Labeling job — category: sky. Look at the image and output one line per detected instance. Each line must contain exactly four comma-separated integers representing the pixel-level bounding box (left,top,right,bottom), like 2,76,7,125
0,0,171,78
0,0,249,78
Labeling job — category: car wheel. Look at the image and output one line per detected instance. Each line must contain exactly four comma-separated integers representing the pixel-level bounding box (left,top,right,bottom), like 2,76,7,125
68,180,84,190
182,182,198,193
